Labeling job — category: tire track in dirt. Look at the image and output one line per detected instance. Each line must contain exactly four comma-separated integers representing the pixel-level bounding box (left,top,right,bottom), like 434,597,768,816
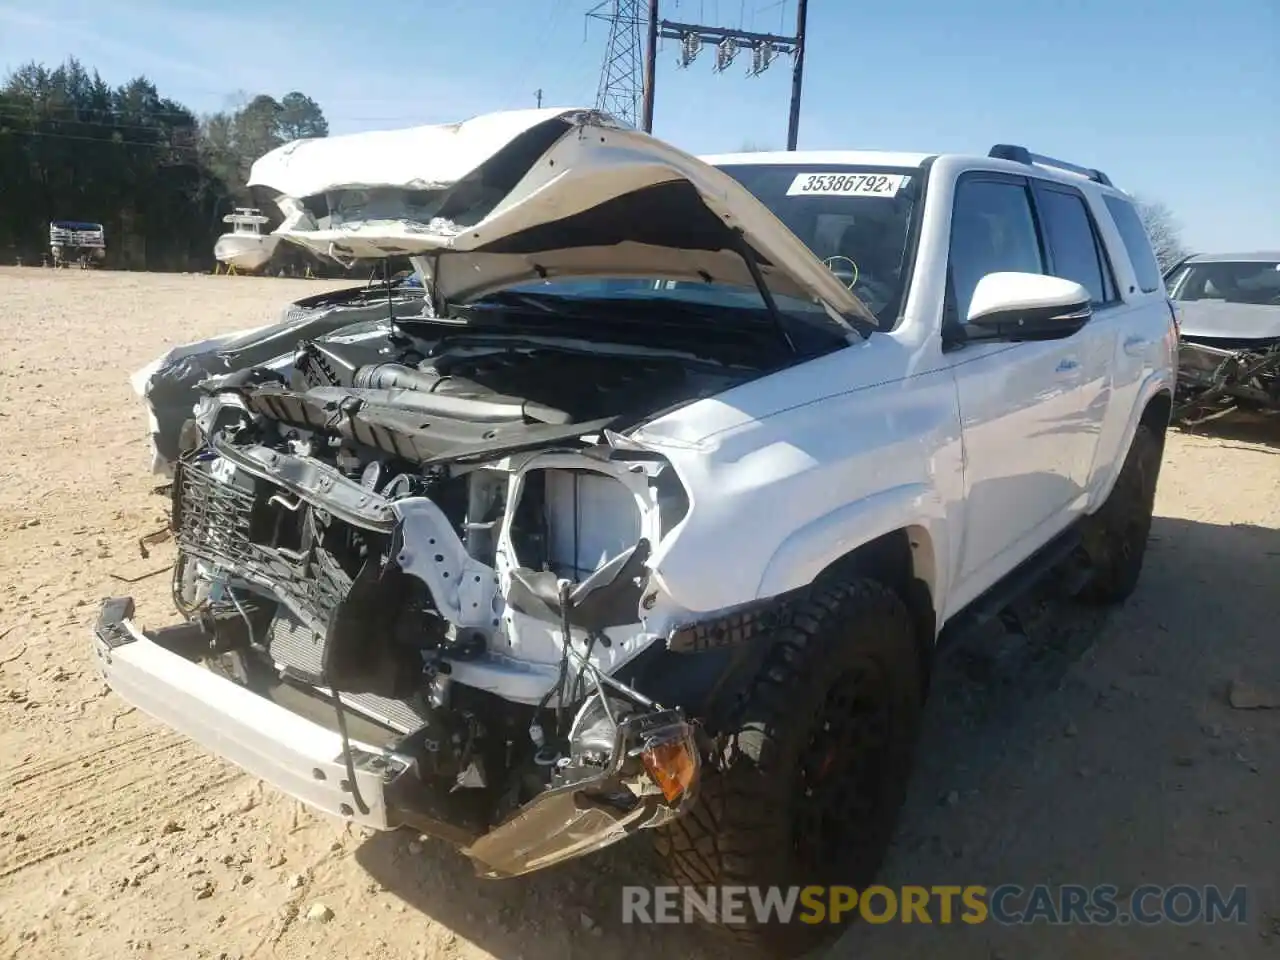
0,723,244,878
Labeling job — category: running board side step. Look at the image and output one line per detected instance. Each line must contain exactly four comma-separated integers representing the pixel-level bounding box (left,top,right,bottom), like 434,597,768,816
936,524,1091,650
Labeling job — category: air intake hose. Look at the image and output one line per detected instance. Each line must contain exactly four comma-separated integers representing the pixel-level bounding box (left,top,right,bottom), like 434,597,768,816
351,363,573,425
352,362,445,393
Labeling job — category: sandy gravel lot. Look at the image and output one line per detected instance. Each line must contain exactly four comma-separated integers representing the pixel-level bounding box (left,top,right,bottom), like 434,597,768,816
1,267,1277,960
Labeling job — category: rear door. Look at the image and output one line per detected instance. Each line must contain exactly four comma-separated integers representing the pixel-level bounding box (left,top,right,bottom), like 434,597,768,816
1084,193,1181,496
1027,179,1124,493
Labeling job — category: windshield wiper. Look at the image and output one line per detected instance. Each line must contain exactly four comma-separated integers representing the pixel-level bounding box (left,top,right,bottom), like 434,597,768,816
465,290,564,313
728,228,796,354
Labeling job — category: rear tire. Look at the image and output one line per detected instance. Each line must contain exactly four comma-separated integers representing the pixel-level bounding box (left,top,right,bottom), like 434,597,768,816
1077,423,1163,605
652,578,923,957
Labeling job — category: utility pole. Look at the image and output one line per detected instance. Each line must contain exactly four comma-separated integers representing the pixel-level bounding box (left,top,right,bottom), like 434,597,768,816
641,0,659,132
786,0,808,150
534,88,543,108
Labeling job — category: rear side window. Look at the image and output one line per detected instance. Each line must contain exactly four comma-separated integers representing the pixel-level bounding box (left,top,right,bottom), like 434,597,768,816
1103,195,1163,293
1035,188,1116,305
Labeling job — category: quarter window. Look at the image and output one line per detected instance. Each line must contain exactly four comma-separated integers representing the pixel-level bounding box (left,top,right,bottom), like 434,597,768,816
948,179,1044,321
1104,195,1164,293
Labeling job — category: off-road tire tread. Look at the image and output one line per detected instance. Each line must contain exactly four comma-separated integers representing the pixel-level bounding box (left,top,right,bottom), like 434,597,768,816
652,578,921,956
1078,423,1163,605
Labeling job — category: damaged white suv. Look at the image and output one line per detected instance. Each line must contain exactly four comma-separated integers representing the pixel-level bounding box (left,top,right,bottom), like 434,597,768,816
96,108,1176,955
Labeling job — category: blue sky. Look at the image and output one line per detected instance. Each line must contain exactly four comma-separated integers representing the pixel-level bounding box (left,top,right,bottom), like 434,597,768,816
2,0,1276,250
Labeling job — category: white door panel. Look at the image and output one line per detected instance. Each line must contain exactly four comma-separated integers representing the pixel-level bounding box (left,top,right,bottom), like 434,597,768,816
952,335,1093,587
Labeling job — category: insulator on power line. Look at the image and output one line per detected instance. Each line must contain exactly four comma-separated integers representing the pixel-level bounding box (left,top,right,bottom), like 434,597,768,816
714,37,739,72
679,32,702,67
749,41,777,76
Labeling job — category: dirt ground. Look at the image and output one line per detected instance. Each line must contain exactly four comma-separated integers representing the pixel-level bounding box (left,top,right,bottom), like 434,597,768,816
0,267,1276,960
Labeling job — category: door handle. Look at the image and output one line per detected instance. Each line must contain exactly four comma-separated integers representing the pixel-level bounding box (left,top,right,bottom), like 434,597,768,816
1123,335,1147,356
1055,358,1080,373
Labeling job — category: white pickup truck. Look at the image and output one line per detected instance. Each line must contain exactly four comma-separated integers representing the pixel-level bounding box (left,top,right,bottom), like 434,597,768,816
96,108,1176,956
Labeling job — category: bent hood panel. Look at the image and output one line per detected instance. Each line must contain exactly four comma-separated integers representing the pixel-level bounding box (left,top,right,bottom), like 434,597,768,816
246,107,584,197
247,108,874,326
1176,301,1280,341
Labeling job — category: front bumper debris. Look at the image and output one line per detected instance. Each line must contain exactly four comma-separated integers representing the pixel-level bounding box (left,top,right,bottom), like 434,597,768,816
464,707,700,878
91,597,701,872
91,597,411,831
1175,339,1280,421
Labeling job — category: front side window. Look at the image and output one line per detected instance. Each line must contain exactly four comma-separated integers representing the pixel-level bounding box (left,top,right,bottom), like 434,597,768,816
1036,188,1115,305
1167,260,1280,305
948,178,1044,321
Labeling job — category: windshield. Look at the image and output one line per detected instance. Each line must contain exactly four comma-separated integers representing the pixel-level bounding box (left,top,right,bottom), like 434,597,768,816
1168,260,1280,306
495,163,921,324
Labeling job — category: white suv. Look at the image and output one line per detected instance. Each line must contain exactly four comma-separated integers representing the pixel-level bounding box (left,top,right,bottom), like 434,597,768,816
99,110,1176,958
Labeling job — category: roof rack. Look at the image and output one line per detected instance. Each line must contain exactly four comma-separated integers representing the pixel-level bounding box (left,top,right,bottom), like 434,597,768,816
987,144,1113,187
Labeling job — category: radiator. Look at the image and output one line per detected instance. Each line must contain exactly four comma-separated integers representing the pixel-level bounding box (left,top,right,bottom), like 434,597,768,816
266,608,431,735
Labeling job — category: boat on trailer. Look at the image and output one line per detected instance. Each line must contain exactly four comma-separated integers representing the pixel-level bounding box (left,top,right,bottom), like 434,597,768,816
214,208,281,272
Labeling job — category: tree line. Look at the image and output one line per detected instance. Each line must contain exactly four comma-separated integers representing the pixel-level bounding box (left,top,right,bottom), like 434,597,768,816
0,57,335,272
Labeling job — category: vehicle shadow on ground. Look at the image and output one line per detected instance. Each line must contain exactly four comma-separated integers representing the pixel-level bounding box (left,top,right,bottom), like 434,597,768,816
1175,410,1280,451
829,513,1280,959
354,826,732,959
357,515,1280,960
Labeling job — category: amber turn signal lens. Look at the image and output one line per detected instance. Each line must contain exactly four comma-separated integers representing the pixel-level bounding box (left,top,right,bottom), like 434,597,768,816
641,738,697,803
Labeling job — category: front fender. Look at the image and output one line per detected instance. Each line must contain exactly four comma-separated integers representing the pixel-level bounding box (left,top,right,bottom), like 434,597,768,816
755,482,947,601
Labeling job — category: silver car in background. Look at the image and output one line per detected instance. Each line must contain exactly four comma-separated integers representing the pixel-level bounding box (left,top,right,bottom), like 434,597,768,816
1167,251,1280,423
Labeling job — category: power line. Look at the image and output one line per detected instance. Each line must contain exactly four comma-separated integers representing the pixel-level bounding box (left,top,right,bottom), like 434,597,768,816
0,110,198,136
2,129,199,152
0,102,200,121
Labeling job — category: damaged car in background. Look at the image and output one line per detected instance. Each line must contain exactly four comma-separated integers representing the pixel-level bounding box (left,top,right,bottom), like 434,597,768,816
1166,251,1280,424
95,107,1177,956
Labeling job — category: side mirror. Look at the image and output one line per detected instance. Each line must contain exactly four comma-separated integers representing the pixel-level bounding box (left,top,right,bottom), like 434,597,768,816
965,272,1092,341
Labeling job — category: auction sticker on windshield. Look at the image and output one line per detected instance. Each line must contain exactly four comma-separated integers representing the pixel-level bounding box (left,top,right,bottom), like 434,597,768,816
786,173,907,197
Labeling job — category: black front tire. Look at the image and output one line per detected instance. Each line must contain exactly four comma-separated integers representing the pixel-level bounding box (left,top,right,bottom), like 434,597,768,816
1078,423,1163,605
652,578,923,957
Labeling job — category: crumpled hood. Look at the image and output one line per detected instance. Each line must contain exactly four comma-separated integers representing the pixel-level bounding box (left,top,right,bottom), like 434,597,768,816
1176,300,1280,341
246,107,875,328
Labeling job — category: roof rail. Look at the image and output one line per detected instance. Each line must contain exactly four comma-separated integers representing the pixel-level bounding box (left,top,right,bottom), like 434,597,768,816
987,143,1113,187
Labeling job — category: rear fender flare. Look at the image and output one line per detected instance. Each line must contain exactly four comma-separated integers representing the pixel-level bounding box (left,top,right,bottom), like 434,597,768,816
1088,372,1175,513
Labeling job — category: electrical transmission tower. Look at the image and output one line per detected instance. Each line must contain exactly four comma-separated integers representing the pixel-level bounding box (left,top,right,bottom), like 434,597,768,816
588,1,810,148
587,1,646,129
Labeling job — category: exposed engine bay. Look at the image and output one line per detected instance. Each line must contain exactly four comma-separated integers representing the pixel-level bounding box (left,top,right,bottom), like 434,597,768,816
148,286,788,875
1174,333,1280,424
